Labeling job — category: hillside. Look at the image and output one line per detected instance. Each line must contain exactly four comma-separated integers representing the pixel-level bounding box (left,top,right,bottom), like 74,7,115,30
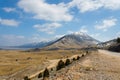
97,38,120,52
45,32,99,49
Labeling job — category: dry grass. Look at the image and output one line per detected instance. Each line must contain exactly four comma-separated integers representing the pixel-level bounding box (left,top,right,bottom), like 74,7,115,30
52,50,120,80
0,49,83,76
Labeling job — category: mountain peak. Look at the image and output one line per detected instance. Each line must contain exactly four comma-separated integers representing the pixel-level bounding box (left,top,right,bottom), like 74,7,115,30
18,32,99,49
67,32,88,37
72,32,86,35
45,32,99,49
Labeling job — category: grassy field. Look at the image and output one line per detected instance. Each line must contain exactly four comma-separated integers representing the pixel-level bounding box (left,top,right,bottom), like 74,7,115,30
0,49,83,76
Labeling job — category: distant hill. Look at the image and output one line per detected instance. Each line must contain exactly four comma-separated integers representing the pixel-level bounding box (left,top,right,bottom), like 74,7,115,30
45,32,99,49
97,38,120,52
97,39,117,49
17,40,55,48
108,44,120,52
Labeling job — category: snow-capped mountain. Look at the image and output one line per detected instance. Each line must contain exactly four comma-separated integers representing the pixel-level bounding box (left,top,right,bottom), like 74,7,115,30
18,32,99,49
45,32,100,49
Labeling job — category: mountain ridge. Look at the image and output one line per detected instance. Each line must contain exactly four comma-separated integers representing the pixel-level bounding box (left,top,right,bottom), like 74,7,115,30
44,32,99,49
16,32,100,49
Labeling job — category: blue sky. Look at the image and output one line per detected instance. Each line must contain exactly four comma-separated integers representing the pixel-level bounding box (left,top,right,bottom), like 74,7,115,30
0,0,120,46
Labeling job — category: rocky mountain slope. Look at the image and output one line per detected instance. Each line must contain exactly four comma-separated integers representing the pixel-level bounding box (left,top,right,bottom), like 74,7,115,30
45,32,99,49
17,32,99,49
97,38,120,52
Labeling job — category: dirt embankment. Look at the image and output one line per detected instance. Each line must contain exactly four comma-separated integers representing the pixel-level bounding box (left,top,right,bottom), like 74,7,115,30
51,50,120,80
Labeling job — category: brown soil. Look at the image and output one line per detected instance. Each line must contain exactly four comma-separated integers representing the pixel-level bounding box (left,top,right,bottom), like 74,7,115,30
51,50,120,80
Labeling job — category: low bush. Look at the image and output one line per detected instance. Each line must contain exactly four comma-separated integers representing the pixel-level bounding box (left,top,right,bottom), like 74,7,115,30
82,54,84,57
56,60,65,70
43,68,49,78
24,76,30,80
65,59,71,66
72,58,76,61
77,56,80,60
117,37,120,43
38,72,42,78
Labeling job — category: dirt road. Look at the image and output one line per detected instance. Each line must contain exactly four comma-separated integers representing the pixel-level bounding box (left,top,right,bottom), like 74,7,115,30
98,49,120,56
52,50,120,80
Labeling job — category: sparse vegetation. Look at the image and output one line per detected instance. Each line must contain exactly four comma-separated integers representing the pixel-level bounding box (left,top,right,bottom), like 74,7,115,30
43,68,49,78
82,54,84,57
117,37,120,43
0,50,82,76
24,76,30,80
65,59,71,66
73,58,76,61
86,51,89,54
51,68,53,71
57,60,65,70
38,72,42,78
85,66,93,71
77,56,80,60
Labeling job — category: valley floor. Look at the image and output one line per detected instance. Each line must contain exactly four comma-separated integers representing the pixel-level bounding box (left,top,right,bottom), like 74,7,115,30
51,50,120,80
0,50,120,80
0,49,82,80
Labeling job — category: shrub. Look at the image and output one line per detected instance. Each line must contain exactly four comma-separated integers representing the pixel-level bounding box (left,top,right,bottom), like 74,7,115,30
24,76,30,80
51,68,53,71
72,58,76,61
56,60,65,70
38,73,42,78
86,51,89,54
43,68,49,78
65,59,71,66
77,56,80,60
82,54,84,57
117,37,120,43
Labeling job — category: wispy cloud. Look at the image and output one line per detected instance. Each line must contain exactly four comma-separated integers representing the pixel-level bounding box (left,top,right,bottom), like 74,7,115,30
90,33,100,37
95,18,117,31
80,26,88,33
0,18,20,27
33,23,62,34
68,0,120,13
68,0,102,13
67,26,88,34
3,7,16,12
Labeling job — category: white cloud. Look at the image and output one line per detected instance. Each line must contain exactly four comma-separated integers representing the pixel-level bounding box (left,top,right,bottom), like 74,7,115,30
0,18,20,27
68,0,120,13
18,0,73,22
80,26,88,33
67,26,88,34
33,23,62,34
95,18,117,31
3,7,16,12
100,0,120,10
68,0,102,13
90,33,100,37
